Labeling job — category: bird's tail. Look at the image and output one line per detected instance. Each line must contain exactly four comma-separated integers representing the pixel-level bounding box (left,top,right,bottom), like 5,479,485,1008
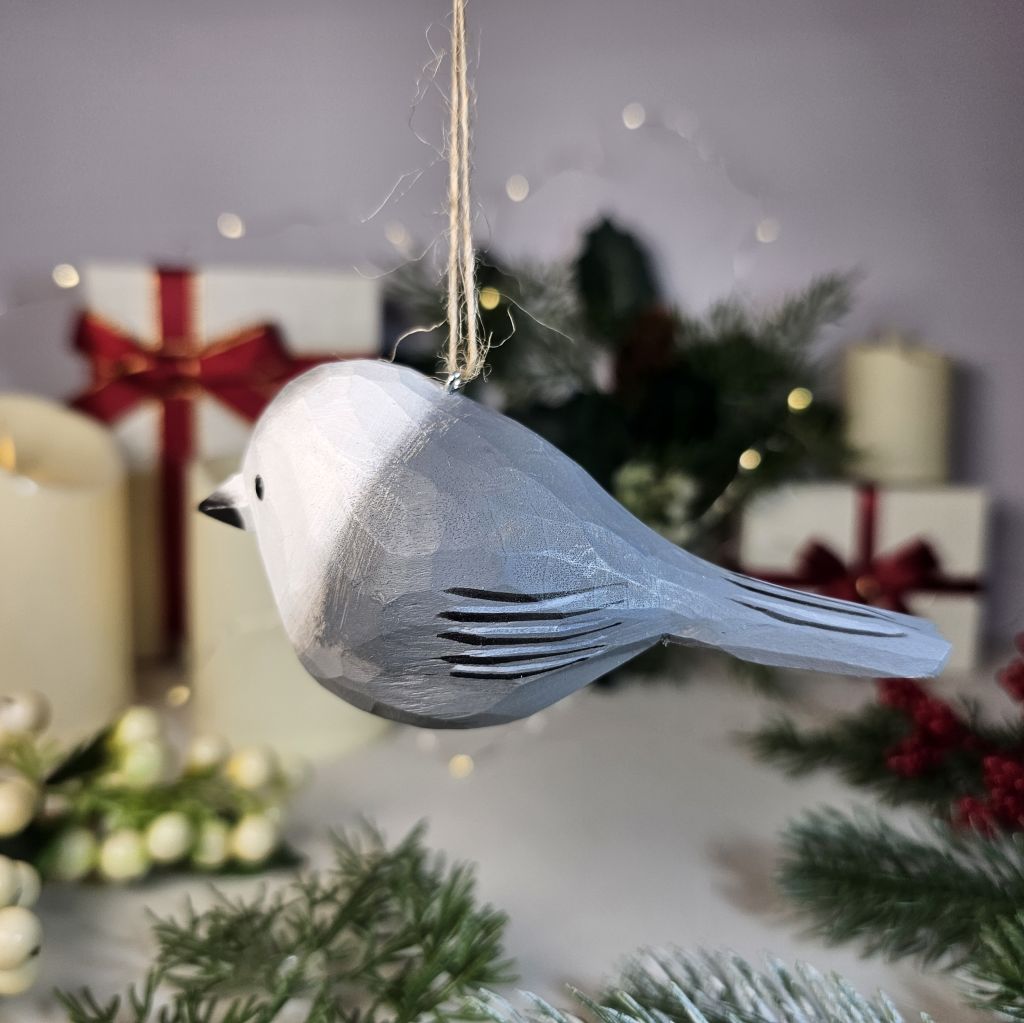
669,569,950,678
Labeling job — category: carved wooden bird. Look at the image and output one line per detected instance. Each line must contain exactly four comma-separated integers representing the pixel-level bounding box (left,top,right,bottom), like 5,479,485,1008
199,360,949,728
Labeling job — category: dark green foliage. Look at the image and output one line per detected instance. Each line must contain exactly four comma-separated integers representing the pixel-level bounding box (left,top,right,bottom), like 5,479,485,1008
46,727,114,785
967,913,1024,1019
57,823,513,1023
746,707,985,808
778,808,1024,965
387,218,852,541
574,219,661,338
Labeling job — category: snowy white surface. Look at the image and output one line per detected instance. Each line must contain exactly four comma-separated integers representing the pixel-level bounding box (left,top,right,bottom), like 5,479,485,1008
14,667,993,1021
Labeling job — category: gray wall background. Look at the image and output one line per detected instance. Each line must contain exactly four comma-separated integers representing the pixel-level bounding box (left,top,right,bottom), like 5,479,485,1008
1,0,1022,644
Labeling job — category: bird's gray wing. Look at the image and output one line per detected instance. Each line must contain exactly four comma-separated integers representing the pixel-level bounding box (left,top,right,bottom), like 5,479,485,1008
303,387,680,726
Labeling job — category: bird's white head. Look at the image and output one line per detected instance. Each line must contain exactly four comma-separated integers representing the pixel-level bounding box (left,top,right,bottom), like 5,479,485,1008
198,359,446,636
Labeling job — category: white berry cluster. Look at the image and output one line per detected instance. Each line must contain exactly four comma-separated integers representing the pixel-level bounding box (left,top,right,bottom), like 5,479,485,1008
41,706,292,883
0,693,49,996
0,692,299,998
0,856,42,996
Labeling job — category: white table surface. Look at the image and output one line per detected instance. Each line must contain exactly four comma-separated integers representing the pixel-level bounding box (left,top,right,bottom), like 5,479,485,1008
8,666,990,1022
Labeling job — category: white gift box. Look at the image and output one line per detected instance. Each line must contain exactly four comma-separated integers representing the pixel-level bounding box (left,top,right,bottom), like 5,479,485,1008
77,263,382,658
738,483,988,673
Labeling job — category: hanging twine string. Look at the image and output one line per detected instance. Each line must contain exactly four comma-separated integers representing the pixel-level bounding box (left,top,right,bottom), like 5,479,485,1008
444,0,485,388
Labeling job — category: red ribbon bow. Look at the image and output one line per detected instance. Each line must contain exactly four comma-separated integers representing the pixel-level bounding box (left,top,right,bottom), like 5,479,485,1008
71,268,328,651
797,537,940,614
754,484,979,614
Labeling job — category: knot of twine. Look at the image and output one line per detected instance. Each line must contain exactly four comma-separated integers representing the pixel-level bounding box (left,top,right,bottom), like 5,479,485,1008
444,0,486,387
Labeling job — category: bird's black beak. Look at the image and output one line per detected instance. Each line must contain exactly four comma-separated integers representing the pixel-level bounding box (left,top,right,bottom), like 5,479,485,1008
198,472,251,530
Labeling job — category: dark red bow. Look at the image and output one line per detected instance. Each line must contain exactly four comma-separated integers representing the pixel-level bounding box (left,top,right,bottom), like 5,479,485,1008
796,537,940,614
70,268,328,652
755,484,978,614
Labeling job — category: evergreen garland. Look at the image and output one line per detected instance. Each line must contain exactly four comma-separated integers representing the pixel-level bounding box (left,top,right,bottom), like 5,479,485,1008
387,218,853,555
57,823,513,1023
777,808,1024,965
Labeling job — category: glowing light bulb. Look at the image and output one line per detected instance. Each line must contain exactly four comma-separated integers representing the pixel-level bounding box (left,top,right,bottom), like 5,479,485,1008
385,222,411,249
787,387,813,412
738,448,762,471
217,213,246,239
165,685,191,708
756,218,781,244
505,174,530,202
479,286,501,311
622,102,646,130
448,753,475,779
52,264,80,289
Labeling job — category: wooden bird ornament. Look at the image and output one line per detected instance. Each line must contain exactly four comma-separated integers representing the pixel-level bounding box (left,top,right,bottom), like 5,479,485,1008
199,359,949,729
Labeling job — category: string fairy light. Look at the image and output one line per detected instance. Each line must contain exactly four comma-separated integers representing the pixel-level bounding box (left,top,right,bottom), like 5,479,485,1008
622,102,646,130
505,174,530,202
448,753,475,779
216,213,246,240
787,386,813,412
51,264,79,289
738,448,762,471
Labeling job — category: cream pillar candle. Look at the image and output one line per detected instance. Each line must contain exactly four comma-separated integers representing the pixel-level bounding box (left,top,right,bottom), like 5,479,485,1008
187,457,388,760
0,396,132,738
843,334,952,484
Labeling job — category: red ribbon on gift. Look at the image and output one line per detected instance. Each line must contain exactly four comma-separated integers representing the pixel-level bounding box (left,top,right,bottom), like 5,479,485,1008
71,268,331,652
755,484,980,613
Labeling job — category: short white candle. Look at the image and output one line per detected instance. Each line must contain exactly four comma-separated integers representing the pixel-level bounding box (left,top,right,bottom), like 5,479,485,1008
843,335,952,485
0,396,132,738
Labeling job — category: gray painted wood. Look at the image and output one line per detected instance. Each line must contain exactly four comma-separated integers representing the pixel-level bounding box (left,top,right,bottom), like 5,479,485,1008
200,360,949,728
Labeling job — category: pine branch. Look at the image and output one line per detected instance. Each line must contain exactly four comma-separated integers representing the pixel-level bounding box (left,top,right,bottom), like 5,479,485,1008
963,912,1024,1020
779,808,1024,965
475,949,931,1023
57,823,514,1023
745,708,985,808
766,272,856,351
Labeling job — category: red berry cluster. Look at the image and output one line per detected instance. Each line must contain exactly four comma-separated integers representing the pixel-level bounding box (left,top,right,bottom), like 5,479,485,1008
957,756,1024,834
876,678,971,778
876,634,1024,834
960,635,1024,832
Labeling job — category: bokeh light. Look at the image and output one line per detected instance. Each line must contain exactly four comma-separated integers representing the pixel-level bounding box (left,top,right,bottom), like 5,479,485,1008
51,264,79,289
505,174,530,202
787,387,813,412
217,213,246,239
738,448,762,471
448,753,475,779
622,102,646,129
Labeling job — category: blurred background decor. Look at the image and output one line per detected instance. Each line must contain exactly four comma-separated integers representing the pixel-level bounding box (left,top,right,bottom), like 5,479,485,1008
0,396,131,737
0,0,1022,1015
843,334,953,485
390,219,853,560
0,690,299,883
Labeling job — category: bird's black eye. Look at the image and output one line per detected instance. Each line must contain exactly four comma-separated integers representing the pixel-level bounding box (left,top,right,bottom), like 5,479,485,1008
254,475,265,501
